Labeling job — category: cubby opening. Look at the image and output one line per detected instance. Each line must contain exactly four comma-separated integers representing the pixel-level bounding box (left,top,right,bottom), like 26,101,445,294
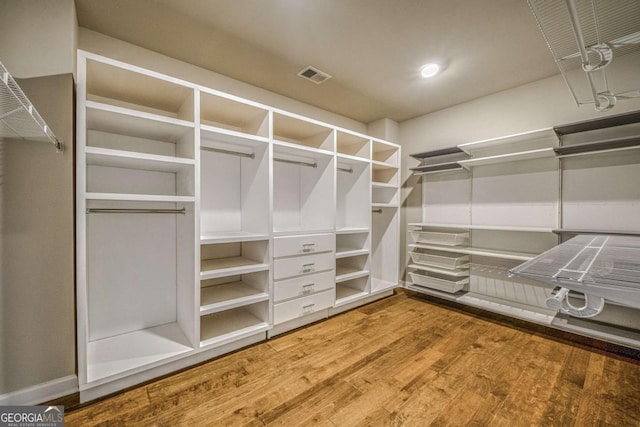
335,276,370,306
200,271,269,316
86,58,195,121
199,301,269,348
273,145,335,234
336,254,370,282
336,232,370,258
200,91,269,137
200,240,270,280
337,159,370,231
337,131,370,159
273,112,334,151
372,140,399,165
372,185,399,206
371,207,399,292
372,164,399,186
200,133,270,241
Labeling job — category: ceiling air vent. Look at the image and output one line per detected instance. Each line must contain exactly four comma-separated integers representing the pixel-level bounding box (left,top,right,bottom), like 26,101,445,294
297,66,332,84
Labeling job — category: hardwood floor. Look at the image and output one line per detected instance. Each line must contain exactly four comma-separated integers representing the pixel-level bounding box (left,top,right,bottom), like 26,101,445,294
65,291,640,426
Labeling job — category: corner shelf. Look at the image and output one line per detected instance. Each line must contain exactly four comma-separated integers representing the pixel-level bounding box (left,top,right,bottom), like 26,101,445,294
0,60,63,151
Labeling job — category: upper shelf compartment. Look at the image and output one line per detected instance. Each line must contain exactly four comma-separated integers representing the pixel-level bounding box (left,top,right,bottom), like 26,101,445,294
85,56,195,122
200,90,269,142
0,61,63,151
273,112,334,152
336,130,370,160
372,140,399,167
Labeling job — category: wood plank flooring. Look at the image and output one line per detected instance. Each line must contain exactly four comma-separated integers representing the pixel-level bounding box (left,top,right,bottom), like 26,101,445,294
65,291,640,426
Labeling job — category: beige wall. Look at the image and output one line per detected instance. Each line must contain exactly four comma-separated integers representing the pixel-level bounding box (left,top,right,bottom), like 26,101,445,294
398,69,640,282
79,28,367,134
0,0,77,78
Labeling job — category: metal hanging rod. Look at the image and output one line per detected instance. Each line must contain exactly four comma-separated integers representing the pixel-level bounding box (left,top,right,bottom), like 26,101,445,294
86,208,186,215
274,157,317,168
372,209,383,214
201,146,254,159
337,166,354,173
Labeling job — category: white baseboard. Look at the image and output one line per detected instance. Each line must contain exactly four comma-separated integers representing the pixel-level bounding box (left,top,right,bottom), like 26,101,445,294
0,375,78,406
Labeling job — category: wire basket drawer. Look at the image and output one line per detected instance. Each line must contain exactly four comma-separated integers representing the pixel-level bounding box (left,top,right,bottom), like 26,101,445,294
410,231,468,246
409,251,470,269
409,271,469,293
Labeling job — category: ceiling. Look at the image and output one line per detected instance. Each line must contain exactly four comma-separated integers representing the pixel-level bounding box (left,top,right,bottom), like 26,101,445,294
75,0,560,124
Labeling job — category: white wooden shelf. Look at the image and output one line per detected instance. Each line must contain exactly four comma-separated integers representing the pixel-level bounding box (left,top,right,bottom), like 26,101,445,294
408,223,555,233
85,192,195,203
200,232,270,245
335,267,370,283
200,282,269,316
200,308,269,348
458,148,556,168
458,128,558,156
372,203,399,208
409,243,537,261
200,124,269,146
85,147,195,173
200,257,270,280
335,285,369,306
408,264,470,277
273,227,336,237
336,227,369,235
86,322,192,383
272,139,334,158
336,248,370,259
408,271,469,294
371,160,398,170
336,152,369,164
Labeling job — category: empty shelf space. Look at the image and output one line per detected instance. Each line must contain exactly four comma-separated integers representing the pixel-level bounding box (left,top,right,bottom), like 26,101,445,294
410,230,469,246
409,243,537,261
372,140,399,165
200,91,269,137
200,231,271,244
554,135,640,157
200,282,269,316
410,146,463,159
200,308,268,348
335,284,369,305
409,223,470,230
336,131,370,159
200,257,270,280
87,322,192,383
336,267,370,283
85,147,194,172
336,248,370,259
408,271,469,294
85,193,195,203
410,162,463,174
408,264,470,277
459,148,556,168
272,112,334,151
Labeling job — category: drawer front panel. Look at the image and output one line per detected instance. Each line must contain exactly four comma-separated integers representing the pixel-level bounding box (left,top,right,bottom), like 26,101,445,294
273,290,334,324
274,253,334,280
274,271,335,302
274,233,334,258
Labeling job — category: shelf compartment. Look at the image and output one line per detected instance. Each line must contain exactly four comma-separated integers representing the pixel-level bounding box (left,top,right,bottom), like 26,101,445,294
337,159,370,231
409,250,470,269
85,147,195,173
200,231,271,244
371,163,399,186
458,148,556,168
273,112,334,151
86,57,194,121
336,254,369,283
408,271,469,294
336,227,370,235
410,230,469,246
372,140,399,165
408,263,470,277
458,128,558,158
409,243,537,261
336,248,370,259
87,321,192,383
200,273,269,316
335,276,370,306
372,185,398,205
0,60,63,150
410,146,463,159
336,130,370,159
200,305,269,348
200,240,269,280
336,231,370,259
200,91,269,137
336,267,370,283
554,135,640,157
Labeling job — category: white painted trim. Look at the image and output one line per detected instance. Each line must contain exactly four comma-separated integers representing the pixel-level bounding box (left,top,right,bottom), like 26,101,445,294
0,375,78,406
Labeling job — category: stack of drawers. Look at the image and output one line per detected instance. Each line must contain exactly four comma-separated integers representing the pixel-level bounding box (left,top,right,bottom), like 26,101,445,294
273,233,336,324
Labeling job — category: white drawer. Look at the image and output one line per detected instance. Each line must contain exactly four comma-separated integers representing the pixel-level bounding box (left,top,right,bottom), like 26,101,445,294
274,290,334,324
273,233,334,258
274,271,335,302
274,252,334,280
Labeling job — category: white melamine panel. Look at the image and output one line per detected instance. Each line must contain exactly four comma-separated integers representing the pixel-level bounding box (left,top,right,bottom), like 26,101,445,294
371,164,399,186
273,290,334,324
371,207,399,289
273,252,334,280
273,271,335,302
273,233,334,257
86,203,183,341
471,158,558,229
372,140,399,166
336,161,370,230
88,130,177,158
337,131,370,159
200,281,269,316
200,91,269,137
335,276,370,306
336,232,370,257
273,112,334,151
562,151,640,231
336,254,369,283
421,169,471,225
200,240,269,280
87,165,186,197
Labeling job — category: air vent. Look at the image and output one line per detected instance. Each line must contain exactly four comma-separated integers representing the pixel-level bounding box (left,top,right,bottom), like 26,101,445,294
297,66,332,84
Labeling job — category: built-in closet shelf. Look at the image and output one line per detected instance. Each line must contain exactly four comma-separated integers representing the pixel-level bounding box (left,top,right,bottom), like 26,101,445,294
272,111,334,152
86,101,194,140
87,322,192,383
410,162,464,174
336,248,370,259
409,243,537,261
372,182,397,189
85,192,195,203
85,147,195,172
458,128,558,156
409,223,470,230
408,264,470,277
458,148,556,168
200,125,269,146
408,251,470,270
409,223,555,233
552,228,640,237
272,139,334,158
553,110,640,135
273,228,336,237
335,267,370,283
554,135,640,157
335,285,369,306
200,309,269,348
200,283,269,316
372,203,399,208
410,146,463,159
336,130,370,160
336,153,370,163
200,257,270,280
410,230,469,246
200,232,271,245
336,227,369,235
371,160,398,170
1,60,63,150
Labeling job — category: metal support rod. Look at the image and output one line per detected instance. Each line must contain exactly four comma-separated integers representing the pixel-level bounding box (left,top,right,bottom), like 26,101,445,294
337,166,353,173
274,157,317,168
372,209,383,214
86,208,186,215
201,146,254,159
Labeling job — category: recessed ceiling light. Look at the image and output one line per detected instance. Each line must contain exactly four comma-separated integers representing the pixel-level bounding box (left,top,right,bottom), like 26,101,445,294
420,63,440,79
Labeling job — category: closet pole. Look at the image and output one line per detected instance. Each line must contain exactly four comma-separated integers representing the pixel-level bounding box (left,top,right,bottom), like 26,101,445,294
201,146,255,159
274,158,317,168
86,208,186,214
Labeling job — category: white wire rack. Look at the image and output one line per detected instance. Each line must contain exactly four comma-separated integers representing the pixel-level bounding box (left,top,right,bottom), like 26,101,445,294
528,0,640,111
0,61,63,152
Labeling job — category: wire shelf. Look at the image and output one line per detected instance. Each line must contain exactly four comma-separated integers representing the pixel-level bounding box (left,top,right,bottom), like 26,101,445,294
0,61,63,151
